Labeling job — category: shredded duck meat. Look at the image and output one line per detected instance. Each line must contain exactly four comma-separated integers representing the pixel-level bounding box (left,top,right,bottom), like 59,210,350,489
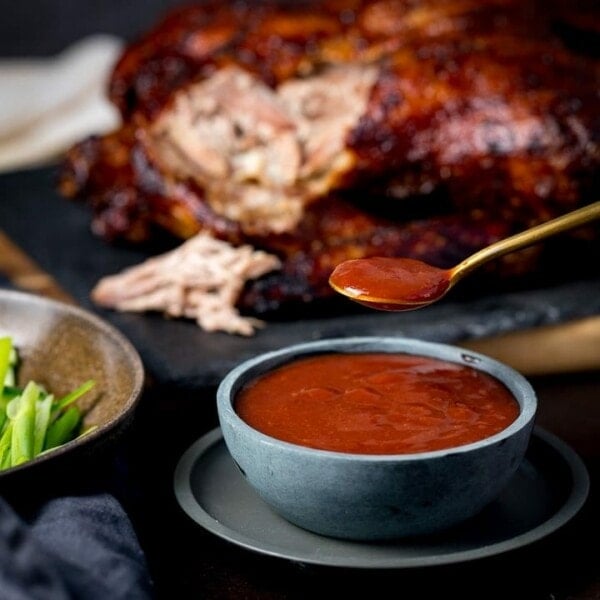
148,64,378,235
91,233,280,335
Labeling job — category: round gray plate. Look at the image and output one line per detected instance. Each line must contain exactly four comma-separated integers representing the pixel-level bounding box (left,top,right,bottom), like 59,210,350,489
173,426,589,569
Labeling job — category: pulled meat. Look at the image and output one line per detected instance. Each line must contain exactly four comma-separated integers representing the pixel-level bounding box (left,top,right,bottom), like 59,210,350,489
91,233,280,335
149,64,378,234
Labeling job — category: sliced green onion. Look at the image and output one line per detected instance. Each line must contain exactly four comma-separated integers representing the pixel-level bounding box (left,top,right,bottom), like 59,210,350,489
4,347,17,387
34,394,54,456
6,395,22,421
11,381,39,466
0,337,96,471
0,337,12,394
44,407,82,451
0,423,13,469
0,397,8,435
1,385,23,401
55,379,96,411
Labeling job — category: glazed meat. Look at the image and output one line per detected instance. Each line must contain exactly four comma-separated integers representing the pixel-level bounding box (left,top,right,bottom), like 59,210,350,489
60,0,600,318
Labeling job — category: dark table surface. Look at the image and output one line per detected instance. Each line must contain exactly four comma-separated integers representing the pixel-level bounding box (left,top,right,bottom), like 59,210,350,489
1,167,599,599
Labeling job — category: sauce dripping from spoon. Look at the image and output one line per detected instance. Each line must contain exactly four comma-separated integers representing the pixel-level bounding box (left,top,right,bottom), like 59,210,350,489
329,201,600,311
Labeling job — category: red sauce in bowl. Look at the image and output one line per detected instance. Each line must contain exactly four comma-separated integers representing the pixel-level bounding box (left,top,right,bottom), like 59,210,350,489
235,353,520,454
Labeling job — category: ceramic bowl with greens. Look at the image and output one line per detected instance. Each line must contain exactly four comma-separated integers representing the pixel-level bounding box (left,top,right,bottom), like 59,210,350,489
0,289,144,484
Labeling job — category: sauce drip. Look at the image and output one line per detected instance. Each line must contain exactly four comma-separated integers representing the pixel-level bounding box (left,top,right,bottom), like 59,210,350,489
329,257,451,310
236,353,519,454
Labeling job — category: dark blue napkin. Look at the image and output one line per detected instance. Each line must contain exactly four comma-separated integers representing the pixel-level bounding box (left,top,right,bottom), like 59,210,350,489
0,493,153,600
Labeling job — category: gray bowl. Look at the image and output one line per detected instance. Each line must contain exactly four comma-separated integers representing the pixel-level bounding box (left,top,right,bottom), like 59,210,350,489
217,337,537,541
0,289,144,488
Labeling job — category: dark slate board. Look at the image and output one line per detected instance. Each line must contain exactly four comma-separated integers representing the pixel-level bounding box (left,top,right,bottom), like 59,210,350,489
1,167,600,389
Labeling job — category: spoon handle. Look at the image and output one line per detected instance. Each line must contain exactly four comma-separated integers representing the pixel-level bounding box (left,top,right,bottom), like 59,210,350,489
451,201,600,281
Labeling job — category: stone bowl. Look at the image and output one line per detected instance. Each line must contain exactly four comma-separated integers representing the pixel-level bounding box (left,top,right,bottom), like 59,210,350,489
0,289,144,488
216,336,537,541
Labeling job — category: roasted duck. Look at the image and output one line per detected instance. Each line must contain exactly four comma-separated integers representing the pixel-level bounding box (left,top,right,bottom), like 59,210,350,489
60,0,600,332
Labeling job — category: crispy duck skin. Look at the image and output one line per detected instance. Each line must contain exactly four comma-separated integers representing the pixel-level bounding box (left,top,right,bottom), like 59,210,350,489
239,196,522,313
60,0,600,312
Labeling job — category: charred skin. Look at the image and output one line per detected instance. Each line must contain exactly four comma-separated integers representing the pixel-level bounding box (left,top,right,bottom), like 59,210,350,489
60,0,600,313
240,197,520,313
60,127,242,244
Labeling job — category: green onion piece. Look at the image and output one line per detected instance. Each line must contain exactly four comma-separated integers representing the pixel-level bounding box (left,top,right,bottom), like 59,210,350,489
0,422,13,470
44,406,82,451
34,394,54,456
0,338,94,464
0,396,8,435
55,379,96,411
1,385,23,401
78,425,98,438
0,337,12,395
4,347,17,387
0,338,12,434
6,395,21,421
11,381,39,466
1,391,22,442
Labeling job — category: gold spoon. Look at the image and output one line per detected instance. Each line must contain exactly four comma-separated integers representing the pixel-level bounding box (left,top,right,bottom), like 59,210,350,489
329,201,600,311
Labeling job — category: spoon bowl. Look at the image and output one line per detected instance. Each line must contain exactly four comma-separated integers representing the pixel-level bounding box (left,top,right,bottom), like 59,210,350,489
329,201,600,311
329,257,453,311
